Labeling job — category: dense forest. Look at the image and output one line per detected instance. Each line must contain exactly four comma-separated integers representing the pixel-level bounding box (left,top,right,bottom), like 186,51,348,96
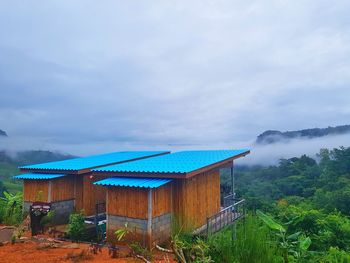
216,146,350,262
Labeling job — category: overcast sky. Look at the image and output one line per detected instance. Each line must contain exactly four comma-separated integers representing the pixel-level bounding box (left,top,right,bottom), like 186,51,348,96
0,1,350,156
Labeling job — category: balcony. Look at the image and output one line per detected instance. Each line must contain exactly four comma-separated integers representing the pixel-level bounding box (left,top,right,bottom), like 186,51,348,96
193,195,246,236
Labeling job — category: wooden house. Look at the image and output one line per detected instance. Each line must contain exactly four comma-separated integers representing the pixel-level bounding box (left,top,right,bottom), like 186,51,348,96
92,149,250,247
15,151,169,224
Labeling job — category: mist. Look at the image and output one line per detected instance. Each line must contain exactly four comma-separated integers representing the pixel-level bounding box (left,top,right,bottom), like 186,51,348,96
1,132,349,167
240,133,350,166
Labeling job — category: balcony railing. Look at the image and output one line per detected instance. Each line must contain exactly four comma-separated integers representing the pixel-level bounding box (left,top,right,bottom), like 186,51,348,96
193,197,246,236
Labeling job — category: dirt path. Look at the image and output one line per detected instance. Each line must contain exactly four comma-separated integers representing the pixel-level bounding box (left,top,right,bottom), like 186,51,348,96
0,241,175,263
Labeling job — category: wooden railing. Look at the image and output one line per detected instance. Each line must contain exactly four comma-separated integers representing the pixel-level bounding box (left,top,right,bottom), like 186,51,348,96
205,198,246,236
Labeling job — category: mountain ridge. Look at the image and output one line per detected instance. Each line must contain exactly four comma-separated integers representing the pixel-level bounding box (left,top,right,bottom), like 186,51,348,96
256,124,350,144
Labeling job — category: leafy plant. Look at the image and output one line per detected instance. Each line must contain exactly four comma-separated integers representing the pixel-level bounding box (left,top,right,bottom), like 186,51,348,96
67,212,85,241
170,231,213,263
0,191,23,225
115,223,130,241
318,247,350,263
130,242,153,261
114,223,153,260
257,210,311,263
40,210,55,229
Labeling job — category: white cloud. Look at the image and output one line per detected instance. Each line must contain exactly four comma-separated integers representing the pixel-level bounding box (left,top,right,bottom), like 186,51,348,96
0,0,349,153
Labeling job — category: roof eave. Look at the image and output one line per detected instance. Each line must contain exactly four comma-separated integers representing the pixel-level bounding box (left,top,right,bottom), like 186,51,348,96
185,149,251,177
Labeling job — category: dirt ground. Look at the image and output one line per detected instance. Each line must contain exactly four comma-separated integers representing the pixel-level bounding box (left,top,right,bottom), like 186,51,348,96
0,237,175,263
0,225,176,263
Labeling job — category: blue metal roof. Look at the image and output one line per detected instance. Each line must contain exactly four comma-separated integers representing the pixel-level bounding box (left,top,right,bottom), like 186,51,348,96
94,177,172,188
19,151,169,171
13,173,68,180
93,149,250,174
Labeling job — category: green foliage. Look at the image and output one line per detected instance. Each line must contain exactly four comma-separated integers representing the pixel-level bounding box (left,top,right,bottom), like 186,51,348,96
171,232,213,263
208,215,282,263
129,242,153,261
0,191,23,225
223,146,350,262
0,162,21,193
115,223,130,241
276,205,350,252
317,247,350,263
256,210,285,232
67,212,85,241
257,210,312,263
40,210,55,227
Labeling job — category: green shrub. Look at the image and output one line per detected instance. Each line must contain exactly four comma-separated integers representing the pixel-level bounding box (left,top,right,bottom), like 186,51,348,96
130,242,153,261
316,247,350,263
0,191,23,225
40,210,55,228
171,231,213,263
67,212,85,241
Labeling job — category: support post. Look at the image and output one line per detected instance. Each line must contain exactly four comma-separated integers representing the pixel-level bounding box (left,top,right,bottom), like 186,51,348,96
48,181,52,203
230,162,235,197
206,217,210,238
73,176,77,207
106,189,109,241
147,188,153,249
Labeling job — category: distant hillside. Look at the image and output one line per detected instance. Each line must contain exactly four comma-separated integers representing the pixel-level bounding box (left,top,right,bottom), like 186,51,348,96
256,124,350,145
0,150,76,193
0,129,7,137
0,150,75,166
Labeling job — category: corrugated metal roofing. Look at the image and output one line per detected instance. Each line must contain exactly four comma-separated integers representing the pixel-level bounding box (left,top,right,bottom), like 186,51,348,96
13,173,67,180
93,149,249,174
19,151,169,171
94,177,172,188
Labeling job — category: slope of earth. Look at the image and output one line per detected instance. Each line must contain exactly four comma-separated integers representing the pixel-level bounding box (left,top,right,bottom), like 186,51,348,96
0,240,175,263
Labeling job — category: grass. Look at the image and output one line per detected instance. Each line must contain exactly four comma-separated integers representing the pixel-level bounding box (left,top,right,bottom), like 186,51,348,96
207,215,282,263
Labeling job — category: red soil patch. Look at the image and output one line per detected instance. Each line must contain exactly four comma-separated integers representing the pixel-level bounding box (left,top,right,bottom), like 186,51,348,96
0,240,175,263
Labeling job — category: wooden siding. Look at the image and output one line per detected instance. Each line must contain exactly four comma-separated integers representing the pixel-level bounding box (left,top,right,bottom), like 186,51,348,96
81,174,109,216
107,186,148,219
23,177,75,203
51,176,75,202
74,175,84,212
152,183,171,217
23,180,49,202
172,169,221,230
107,183,171,219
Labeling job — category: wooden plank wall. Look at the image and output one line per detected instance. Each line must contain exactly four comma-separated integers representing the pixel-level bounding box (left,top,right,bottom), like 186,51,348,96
82,174,109,216
107,186,148,219
23,177,76,203
23,180,49,202
172,169,221,230
152,183,172,217
107,184,171,219
75,176,84,212
51,176,75,202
